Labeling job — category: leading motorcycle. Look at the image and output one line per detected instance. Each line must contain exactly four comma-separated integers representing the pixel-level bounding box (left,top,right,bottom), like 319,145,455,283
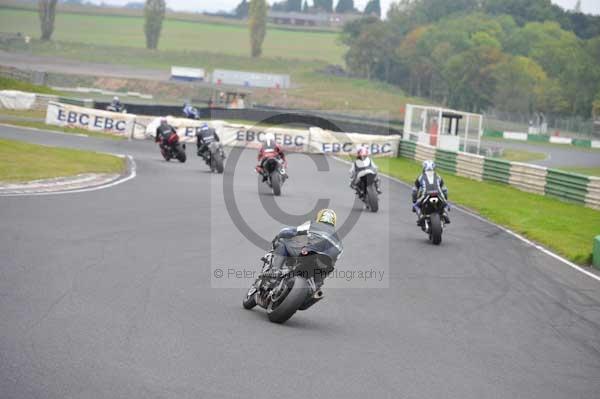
242,228,343,324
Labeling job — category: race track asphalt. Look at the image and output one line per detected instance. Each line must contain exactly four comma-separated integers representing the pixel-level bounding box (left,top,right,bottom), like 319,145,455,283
482,138,600,168
1,126,600,399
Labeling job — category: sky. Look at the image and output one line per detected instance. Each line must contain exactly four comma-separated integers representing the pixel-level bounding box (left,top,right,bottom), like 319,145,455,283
85,0,600,16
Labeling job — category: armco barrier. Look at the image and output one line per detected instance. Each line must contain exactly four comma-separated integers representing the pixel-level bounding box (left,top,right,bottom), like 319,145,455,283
397,139,600,210
399,140,416,159
586,179,600,209
508,162,547,195
456,152,484,181
545,169,589,205
483,158,511,184
435,149,457,174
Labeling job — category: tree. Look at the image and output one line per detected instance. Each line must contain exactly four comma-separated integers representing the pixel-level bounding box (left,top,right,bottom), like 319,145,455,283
38,0,58,41
574,0,581,13
235,0,249,18
335,0,354,13
144,0,165,50
314,0,333,12
249,0,267,58
302,0,309,13
493,56,547,113
364,0,381,18
287,0,302,12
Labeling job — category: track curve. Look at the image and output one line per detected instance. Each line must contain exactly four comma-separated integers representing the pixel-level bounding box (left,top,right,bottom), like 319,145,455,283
1,125,600,399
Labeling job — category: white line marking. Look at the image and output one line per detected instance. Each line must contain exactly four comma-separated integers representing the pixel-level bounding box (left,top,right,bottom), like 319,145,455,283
0,155,136,197
0,122,89,137
332,156,600,282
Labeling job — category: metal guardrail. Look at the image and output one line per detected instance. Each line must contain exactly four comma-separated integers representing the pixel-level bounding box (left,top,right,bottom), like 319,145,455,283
398,140,600,210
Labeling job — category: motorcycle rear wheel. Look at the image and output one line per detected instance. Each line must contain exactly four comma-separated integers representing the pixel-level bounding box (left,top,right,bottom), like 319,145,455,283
429,213,443,245
271,171,282,196
267,276,309,324
366,184,379,212
176,145,187,163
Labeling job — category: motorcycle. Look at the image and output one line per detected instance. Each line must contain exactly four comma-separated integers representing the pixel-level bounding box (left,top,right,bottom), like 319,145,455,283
353,168,379,213
205,141,225,173
158,131,186,163
261,157,287,196
106,104,127,114
183,106,200,120
415,170,447,245
242,228,343,324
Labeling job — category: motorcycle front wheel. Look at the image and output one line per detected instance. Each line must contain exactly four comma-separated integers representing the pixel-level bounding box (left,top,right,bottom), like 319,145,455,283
366,184,379,212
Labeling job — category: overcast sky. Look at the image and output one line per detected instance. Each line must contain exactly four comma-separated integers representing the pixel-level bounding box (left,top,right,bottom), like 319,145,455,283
85,0,600,16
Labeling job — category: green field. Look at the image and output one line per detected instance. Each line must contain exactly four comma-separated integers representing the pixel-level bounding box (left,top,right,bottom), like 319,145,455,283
373,156,600,265
498,148,547,162
0,137,125,182
559,167,600,177
0,8,345,64
0,7,417,115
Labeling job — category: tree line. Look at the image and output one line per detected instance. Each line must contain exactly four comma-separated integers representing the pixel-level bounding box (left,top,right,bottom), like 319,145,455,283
342,0,600,118
236,0,381,18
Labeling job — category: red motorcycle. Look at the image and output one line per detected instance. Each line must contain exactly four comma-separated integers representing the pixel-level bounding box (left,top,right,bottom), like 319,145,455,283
157,131,186,163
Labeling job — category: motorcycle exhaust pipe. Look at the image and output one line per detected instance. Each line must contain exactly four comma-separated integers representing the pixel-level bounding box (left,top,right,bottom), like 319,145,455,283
313,290,324,299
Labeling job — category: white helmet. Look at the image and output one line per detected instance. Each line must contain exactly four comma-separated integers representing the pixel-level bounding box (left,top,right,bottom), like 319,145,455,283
113,96,120,102
264,132,275,146
422,160,436,172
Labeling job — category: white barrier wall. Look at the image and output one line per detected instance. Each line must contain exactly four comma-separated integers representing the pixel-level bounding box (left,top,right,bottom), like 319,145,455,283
0,90,36,110
46,101,135,136
139,115,399,156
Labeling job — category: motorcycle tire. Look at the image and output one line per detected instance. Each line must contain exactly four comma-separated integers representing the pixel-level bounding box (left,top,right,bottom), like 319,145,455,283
161,148,171,162
267,276,309,324
271,171,282,196
242,288,257,310
215,154,224,174
430,213,443,245
176,145,187,163
366,184,379,213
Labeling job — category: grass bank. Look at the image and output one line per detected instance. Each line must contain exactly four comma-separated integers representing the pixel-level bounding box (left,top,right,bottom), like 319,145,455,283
374,156,600,265
0,8,345,64
559,167,600,178
0,119,126,141
0,76,59,95
0,137,125,182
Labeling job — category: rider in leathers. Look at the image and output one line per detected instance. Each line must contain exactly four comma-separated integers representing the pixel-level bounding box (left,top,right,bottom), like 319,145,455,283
412,160,451,225
196,123,220,160
255,132,287,182
155,117,176,146
263,209,342,289
349,147,382,194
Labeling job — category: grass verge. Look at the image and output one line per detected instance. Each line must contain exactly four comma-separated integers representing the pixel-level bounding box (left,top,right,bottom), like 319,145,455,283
374,156,600,265
0,76,59,95
558,167,600,178
499,148,547,162
0,137,125,182
1,120,126,140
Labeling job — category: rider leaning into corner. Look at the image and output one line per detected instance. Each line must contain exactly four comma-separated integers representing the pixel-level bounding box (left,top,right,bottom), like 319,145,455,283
183,102,198,119
196,123,220,159
349,147,382,194
412,160,451,225
262,208,343,290
255,132,288,182
155,117,176,145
